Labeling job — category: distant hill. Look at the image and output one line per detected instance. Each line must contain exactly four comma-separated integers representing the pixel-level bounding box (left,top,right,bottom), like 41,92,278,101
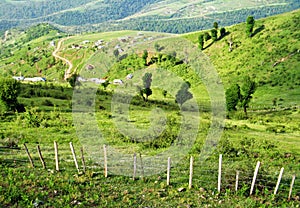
0,9,299,107
0,0,300,33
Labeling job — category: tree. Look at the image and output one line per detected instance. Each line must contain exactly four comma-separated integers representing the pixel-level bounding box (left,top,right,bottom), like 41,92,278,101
204,32,211,41
240,76,256,116
67,73,79,88
0,77,21,111
211,29,218,41
141,72,152,101
213,22,218,30
142,50,148,66
220,27,226,38
225,84,241,111
198,34,204,50
101,80,110,90
175,82,193,107
246,16,255,37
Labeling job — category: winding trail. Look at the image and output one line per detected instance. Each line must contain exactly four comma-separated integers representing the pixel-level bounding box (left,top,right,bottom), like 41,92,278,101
52,37,73,80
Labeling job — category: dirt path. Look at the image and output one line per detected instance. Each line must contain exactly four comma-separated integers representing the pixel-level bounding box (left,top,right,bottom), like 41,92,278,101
52,37,73,80
3,30,9,42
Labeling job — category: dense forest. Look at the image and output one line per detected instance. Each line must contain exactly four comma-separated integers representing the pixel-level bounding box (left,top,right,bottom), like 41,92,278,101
0,0,300,34
100,3,300,33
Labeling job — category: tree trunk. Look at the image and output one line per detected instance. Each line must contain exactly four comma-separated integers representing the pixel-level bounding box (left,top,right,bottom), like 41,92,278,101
243,105,247,117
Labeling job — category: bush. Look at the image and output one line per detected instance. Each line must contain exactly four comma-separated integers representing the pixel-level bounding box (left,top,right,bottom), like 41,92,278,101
42,99,54,106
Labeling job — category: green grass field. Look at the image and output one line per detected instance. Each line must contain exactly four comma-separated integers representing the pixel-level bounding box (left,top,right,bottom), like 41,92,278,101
0,9,300,207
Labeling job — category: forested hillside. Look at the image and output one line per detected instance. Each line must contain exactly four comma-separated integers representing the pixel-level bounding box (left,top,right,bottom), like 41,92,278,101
0,0,300,33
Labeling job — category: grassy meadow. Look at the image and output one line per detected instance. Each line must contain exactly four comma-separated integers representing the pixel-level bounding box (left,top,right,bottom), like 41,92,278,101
0,9,300,207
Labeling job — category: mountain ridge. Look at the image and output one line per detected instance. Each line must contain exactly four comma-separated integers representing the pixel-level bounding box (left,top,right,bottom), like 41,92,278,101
1,0,300,33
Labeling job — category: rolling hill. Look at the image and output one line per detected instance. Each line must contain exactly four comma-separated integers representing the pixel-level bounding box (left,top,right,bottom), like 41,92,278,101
1,9,299,108
0,0,300,33
0,8,299,208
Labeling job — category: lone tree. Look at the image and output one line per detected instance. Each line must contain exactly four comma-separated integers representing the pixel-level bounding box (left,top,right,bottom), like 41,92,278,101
225,84,241,111
213,22,219,30
0,77,21,111
175,82,193,107
225,76,256,116
240,75,256,116
142,50,148,66
211,29,218,41
198,34,204,50
246,16,255,37
220,27,226,38
141,72,152,101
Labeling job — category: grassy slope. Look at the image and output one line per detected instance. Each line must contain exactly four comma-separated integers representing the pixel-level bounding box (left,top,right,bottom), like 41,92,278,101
0,10,299,207
184,9,300,108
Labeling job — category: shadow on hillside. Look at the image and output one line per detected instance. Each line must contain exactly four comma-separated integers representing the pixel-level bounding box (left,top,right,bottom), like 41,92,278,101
203,31,231,50
218,31,231,41
203,41,214,50
252,25,265,37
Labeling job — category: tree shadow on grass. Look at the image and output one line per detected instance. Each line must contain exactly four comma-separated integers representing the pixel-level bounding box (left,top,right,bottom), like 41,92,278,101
203,41,214,50
203,31,231,50
218,31,231,41
252,25,265,37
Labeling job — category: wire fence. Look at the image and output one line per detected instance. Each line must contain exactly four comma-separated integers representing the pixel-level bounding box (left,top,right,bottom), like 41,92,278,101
1,142,299,200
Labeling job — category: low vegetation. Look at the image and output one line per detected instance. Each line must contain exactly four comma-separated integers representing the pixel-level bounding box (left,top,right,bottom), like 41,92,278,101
0,9,299,207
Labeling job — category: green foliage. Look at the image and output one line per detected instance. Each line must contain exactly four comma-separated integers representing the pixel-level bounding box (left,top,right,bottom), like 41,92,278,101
0,77,21,112
213,21,219,30
142,50,148,65
240,76,256,115
101,80,110,90
67,73,78,88
23,23,61,42
204,32,211,41
141,72,152,101
220,27,226,37
198,34,204,50
225,76,256,116
211,28,218,41
1,0,299,34
175,82,193,107
246,16,255,37
225,84,241,111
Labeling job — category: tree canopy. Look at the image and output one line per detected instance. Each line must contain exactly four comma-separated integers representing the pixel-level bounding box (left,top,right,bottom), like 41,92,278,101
0,77,21,112
175,82,193,107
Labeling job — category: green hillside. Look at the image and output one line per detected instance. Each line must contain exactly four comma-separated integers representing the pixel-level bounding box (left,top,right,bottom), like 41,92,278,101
0,9,299,207
0,0,300,33
184,9,300,108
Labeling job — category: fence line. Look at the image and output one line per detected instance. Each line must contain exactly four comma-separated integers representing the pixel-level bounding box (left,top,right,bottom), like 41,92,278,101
1,142,299,200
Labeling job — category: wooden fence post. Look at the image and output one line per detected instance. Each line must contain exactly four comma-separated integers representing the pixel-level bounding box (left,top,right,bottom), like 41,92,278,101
250,161,260,195
54,141,59,171
218,154,222,192
103,145,107,177
70,142,80,174
24,143,34,168
80,147,86,173
288,175,296,200
133,153,137,180
37,145,46,169
235,171,239,192
274,167,284,195
167,157,171,186
139,153,144,181
189,156,193,189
